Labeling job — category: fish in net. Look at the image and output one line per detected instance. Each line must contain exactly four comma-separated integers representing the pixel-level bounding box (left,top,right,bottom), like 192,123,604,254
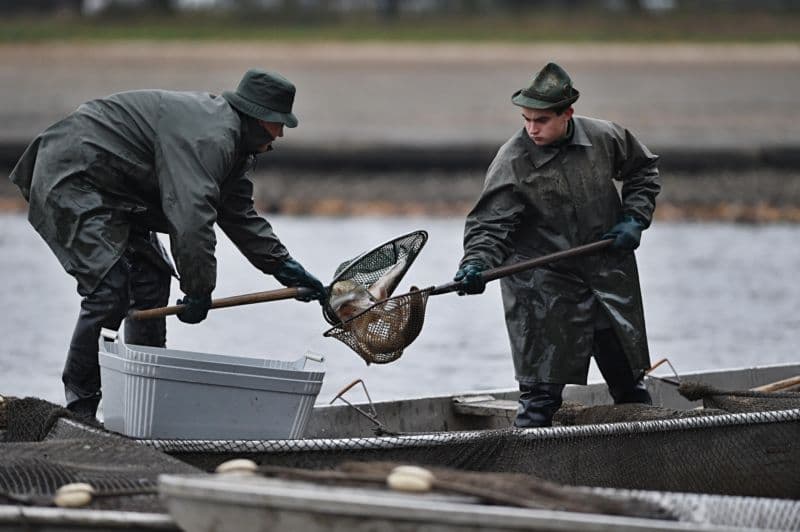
325,286,432,364
323,230,429,364
322,230,427,325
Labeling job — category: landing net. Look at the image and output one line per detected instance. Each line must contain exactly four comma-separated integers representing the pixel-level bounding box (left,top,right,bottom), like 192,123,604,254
324,286,432,364
322,230,429,364
322,230,427,326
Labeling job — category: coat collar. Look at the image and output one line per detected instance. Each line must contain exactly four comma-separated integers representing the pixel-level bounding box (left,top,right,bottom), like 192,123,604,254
524,117,593,168
571,117,593,147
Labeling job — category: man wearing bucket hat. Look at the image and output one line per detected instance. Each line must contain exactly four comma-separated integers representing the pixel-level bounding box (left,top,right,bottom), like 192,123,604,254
9,68,326,419
454,62,661,427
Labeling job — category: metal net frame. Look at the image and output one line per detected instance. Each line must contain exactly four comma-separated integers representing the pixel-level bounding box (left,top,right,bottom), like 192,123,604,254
324,286,433,365
322,230,428,327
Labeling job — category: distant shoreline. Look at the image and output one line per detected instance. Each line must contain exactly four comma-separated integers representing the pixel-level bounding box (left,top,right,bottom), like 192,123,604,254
3,167,798,223
3,141,799,174
3,40,797,222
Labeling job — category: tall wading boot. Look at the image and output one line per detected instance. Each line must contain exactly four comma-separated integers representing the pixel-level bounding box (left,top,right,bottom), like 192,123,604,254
63,248,171,422
63,258,132,421
64,389,102,420
593,328,652,405
514,382,565,428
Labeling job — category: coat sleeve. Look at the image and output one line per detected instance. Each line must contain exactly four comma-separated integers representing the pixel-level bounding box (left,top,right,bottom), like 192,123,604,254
217,166,290,275
153,120,232,297
613,125,661,228
8,135,42,201
460,145,526,269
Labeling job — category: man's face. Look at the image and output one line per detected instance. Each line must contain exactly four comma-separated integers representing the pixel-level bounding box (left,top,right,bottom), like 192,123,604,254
521,106,573,146
255,120,284,153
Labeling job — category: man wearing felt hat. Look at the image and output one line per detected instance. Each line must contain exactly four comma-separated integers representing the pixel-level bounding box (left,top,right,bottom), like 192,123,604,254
9,68,326,420
453,62,661,427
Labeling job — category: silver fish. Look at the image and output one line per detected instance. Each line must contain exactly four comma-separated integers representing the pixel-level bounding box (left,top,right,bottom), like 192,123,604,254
329,255,408,322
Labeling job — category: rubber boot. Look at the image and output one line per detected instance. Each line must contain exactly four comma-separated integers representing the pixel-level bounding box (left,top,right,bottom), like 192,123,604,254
65,389,102,422
63,247,171,422
63,257,131,419
514,382,565,428
594,328,652,405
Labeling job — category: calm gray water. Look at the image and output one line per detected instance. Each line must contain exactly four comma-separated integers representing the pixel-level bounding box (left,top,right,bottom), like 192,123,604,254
1,213,798,406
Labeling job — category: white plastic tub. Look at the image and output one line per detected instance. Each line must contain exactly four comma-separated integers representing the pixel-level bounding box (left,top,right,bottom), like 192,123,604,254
98,330,324,440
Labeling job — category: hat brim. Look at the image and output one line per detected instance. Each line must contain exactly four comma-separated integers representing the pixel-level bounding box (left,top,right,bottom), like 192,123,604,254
223,91,298,128
511,89,579,110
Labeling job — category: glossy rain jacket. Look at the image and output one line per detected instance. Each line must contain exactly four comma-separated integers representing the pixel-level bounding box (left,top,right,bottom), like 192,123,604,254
9,90,290,297
460,116,660,384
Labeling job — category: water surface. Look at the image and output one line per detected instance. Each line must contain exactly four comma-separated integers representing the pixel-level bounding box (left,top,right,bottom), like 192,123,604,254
1,214,798,406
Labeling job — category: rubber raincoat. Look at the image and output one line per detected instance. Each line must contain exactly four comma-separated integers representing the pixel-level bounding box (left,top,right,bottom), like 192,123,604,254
9,90,290,298
460,116,660,384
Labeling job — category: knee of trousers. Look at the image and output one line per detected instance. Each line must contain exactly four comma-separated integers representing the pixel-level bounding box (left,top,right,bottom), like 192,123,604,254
129,267,171,309
78,271,131,325
78,294,129,329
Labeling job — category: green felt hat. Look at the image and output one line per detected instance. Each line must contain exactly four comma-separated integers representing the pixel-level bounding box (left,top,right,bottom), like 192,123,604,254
512,62,580,110
223,69,298,128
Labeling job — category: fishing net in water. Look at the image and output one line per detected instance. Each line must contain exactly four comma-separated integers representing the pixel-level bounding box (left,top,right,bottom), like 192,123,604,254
322,230,429,364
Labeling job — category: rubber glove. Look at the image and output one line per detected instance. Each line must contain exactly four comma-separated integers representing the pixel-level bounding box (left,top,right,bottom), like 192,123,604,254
603,215,645,250
176,294,212,324
273,258,326,302
453,261,487,296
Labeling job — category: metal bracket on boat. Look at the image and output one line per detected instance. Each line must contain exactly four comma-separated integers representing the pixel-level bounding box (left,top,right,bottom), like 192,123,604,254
646,358,681,386
329,379,398,436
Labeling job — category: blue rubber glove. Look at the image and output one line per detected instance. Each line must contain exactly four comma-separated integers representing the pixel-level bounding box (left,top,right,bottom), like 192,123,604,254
273,258,326,302
453,262,487,296
176,294,212,324
603,215,645,250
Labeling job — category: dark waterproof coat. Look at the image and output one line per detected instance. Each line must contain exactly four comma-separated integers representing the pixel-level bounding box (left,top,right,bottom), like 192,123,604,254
10,90,290,297
460,116,660,385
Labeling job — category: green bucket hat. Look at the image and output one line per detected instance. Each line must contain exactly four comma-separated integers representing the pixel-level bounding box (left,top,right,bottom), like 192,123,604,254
511,62,580,110
223,69,298,128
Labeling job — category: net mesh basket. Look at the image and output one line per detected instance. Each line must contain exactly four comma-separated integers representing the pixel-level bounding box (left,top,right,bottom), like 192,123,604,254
322,230,427,326
324,287,432,364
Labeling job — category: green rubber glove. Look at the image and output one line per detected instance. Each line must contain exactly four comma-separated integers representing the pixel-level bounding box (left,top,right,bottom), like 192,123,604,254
274,258,326,302
176,294,212,324
603,215,645,250
453,262,487,296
